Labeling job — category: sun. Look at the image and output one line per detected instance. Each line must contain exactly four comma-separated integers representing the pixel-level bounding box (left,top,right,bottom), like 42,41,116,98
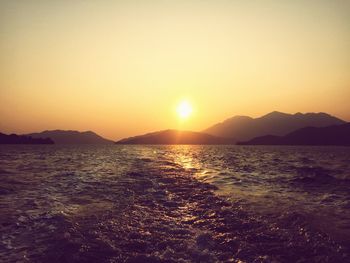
176,100,193,120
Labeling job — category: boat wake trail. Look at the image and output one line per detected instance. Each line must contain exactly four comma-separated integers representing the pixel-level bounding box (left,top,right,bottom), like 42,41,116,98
41,160,347,263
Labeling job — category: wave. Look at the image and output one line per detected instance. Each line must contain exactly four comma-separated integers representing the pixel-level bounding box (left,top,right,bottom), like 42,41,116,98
290,166,350,185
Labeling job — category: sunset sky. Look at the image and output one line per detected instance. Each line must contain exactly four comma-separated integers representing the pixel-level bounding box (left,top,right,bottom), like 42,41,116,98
1,0,349,140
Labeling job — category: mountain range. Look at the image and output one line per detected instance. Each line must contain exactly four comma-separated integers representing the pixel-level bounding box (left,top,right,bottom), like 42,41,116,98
25,130,113,144
204,111,345,141
238,123,350,146
2,111,348,145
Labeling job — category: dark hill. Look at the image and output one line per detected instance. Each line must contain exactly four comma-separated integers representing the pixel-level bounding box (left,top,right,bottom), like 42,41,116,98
26,130,113,144
116,130,235,145
237,123,350,146
204,111,345,141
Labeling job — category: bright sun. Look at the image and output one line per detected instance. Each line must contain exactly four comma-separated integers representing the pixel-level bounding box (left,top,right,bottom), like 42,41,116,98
176,100,193,120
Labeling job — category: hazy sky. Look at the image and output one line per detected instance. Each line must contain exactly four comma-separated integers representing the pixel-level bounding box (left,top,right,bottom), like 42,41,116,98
1,0,349,140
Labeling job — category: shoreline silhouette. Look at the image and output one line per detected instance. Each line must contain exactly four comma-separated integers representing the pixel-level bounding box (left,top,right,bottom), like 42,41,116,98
0,133,53,144
2,111,348,146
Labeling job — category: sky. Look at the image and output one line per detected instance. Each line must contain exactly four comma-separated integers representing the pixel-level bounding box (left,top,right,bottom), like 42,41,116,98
1,0,349,140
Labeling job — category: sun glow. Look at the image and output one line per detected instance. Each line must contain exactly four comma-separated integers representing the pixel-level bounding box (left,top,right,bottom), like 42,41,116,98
176,100,193,120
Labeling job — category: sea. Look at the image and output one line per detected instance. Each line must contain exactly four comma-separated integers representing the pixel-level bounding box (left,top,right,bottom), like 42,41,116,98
0,145,349,262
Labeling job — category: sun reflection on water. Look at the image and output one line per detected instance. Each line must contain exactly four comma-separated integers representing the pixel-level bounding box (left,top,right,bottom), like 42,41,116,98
170,145,200,171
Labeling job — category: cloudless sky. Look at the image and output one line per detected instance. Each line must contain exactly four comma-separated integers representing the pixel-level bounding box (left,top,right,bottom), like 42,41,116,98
1,0,349,140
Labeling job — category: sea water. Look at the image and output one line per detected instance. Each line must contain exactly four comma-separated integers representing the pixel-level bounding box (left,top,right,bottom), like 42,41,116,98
0,145,349,262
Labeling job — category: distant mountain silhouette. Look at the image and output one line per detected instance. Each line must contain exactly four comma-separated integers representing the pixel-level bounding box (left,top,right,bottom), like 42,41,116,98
26,130,113,144
204,111,345,141
0,133,54,144
116,130,236,145
237,123,350,146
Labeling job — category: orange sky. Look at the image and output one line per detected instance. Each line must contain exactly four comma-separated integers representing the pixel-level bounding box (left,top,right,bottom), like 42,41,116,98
1,0,349,140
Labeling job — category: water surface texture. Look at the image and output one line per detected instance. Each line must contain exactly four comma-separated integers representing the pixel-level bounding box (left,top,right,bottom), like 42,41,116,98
0,145,349,262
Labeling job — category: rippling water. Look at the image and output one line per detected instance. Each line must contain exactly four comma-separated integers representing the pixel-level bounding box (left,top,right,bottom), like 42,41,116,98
0,145,349,262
